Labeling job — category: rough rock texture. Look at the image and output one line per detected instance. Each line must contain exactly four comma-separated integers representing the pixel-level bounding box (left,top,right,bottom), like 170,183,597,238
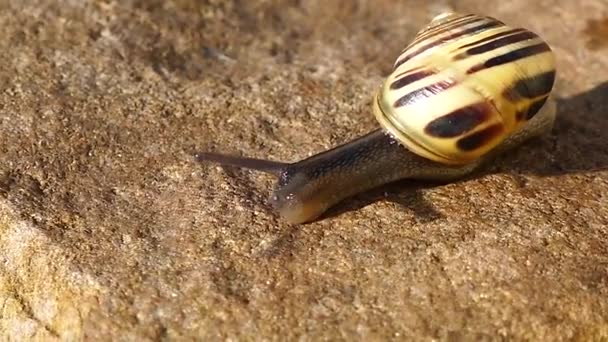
0,0,607,340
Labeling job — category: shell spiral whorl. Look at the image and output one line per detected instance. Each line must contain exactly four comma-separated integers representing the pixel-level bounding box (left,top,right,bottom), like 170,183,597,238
373,13,556,165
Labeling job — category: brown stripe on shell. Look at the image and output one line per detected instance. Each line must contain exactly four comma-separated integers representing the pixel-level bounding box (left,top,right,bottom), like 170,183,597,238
391,65,425,79
390,69,436,90
467,42,551,74
412,15,494,46
503,70,556,101
516,96,549,121
395,20,504,70
460,30,539,56
458,28,526,50
424,103,492,138
428,14,477,29
412,15,483,44
394,80,456,107
456,124,504,151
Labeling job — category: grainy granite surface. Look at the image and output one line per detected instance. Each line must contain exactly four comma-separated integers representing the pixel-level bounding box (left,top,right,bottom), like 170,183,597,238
0,0,607,340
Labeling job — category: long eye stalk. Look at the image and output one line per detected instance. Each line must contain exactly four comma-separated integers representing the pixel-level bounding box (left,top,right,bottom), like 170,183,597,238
195,152,288,176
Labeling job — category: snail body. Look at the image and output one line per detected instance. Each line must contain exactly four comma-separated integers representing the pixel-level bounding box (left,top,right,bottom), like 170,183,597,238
197,13,557,224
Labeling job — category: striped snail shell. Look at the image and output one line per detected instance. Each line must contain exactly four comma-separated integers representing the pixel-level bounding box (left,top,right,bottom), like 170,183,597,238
196,13,557,224
373,13,556,165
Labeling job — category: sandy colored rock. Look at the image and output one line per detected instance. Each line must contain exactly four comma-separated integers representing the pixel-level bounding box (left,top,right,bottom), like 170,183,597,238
0,0,607,340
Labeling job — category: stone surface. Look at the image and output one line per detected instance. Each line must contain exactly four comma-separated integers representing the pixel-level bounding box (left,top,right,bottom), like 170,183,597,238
0,0,607,340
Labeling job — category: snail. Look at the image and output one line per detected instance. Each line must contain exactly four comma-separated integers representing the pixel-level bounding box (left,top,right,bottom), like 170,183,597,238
196,12,557,224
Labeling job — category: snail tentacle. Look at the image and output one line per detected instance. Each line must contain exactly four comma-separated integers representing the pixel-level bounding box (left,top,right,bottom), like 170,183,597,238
195,152,288,176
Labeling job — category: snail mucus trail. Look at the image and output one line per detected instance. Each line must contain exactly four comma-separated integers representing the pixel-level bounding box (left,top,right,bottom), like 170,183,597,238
196,12,557,224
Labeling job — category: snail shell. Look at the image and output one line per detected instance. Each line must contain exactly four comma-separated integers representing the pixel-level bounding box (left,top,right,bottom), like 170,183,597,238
196,13,557,224
374,13,556,165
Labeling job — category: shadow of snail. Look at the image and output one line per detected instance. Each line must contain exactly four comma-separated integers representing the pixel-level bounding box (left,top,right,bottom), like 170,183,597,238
195,12,608,225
